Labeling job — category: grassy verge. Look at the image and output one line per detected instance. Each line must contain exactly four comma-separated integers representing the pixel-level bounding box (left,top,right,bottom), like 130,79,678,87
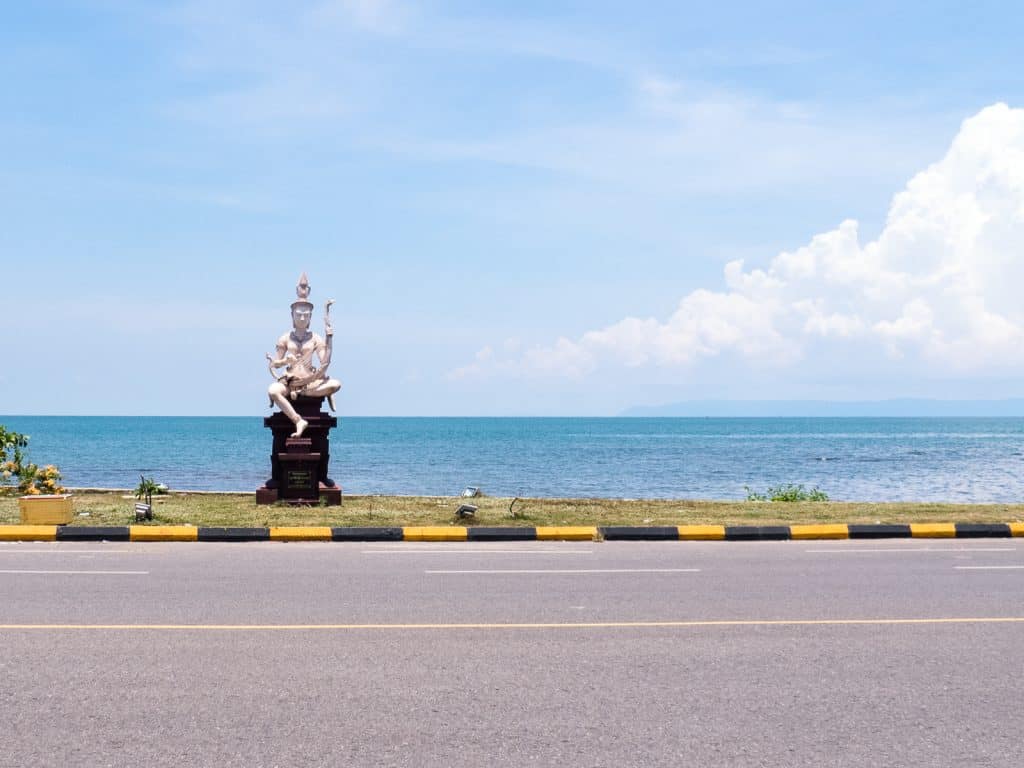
2,491,1024,528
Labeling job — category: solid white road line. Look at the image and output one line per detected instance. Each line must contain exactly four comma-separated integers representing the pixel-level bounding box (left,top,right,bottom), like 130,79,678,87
0,570,149,575
425,568,701,574
954,565,1024,570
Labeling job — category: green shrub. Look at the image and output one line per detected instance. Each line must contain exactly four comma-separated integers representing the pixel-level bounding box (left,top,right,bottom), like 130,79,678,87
745,483,829,502
135,475,168,500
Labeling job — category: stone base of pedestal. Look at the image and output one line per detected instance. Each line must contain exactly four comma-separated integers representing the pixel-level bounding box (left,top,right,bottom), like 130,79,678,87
319,484,342,506
255,484,342,506
256,487,279,505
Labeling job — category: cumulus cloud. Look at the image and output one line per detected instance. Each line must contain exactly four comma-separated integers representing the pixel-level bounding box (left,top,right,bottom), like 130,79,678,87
452,103,1024,381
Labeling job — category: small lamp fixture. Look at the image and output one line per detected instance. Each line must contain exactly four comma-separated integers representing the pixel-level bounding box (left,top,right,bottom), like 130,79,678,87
456,504,478,519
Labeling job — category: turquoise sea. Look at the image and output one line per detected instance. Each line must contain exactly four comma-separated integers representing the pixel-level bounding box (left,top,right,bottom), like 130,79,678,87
2,416,1024,502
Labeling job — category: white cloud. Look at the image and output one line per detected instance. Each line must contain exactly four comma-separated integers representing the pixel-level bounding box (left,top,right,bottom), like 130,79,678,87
162,0,401,130
161,3,926,197
373,77,928,196
455,103,1024,380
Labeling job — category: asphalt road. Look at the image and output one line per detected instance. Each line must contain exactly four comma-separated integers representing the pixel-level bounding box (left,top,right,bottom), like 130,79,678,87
2,539,1023,767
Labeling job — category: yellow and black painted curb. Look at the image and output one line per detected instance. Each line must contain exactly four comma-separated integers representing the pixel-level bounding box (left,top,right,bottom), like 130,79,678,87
0,522,1022,542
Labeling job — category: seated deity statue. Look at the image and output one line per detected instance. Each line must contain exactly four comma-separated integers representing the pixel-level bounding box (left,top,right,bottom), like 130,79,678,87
266,272,342,437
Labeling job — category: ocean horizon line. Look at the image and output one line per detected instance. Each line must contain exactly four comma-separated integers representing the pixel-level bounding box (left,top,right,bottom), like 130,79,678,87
7,416,1024,421
7,399,1024,420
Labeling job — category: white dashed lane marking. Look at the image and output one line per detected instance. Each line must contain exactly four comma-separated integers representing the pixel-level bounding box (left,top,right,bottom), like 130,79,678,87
0,549,140,554
954,565,1024,570
363,549,594,554
805,547,1018,553
426,568,701,575
0,570,149,575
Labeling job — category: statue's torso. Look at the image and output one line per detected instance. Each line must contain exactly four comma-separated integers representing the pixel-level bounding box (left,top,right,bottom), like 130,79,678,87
278,331,325,380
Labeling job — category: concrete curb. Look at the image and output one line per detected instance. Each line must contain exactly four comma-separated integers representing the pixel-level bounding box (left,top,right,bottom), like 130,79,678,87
0,523,1022,542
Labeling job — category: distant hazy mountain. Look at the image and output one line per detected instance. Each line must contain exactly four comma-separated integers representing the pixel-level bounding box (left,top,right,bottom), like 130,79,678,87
620,399,1024,417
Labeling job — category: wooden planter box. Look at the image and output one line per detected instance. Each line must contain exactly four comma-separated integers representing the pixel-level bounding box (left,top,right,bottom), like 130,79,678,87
19,494,74,525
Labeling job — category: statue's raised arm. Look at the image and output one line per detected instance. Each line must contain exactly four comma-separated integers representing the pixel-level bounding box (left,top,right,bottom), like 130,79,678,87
266,272,342,438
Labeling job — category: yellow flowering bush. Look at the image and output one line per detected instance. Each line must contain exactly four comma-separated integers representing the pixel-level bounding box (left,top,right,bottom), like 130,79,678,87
0,426,65,496
17,463,65,495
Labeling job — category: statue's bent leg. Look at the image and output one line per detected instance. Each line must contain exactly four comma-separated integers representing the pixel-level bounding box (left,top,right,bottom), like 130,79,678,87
303,378,342,398
304,379,341,412
268,381,308,437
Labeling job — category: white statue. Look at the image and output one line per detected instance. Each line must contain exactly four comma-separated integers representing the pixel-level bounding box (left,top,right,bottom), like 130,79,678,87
266,273,342,437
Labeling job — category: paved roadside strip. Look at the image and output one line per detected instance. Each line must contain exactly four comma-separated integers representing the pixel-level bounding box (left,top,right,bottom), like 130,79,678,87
0,522,1022,542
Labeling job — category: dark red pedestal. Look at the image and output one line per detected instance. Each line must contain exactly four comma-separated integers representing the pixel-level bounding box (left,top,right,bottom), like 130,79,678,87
256,396,342,505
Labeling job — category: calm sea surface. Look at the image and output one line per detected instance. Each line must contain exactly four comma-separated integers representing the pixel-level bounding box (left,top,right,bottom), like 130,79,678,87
2,416,1023,502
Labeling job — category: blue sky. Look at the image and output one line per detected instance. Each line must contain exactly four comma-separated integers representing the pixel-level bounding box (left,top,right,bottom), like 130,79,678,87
3,1,1024,415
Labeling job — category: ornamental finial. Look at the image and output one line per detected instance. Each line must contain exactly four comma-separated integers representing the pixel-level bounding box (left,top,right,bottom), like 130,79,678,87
292,272,313,309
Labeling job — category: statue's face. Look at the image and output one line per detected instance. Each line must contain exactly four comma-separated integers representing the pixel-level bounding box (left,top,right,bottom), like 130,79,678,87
292,306,312,331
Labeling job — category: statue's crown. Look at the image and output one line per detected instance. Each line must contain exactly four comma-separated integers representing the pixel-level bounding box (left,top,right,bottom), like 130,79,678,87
291,272,314,309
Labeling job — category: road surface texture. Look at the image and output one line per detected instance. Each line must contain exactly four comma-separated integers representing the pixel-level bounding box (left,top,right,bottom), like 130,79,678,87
2,540,1023,767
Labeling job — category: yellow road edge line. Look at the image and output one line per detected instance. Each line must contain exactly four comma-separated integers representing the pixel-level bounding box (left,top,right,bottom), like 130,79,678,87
2,618,1024,631
129,526,198,542
1,523,1019,541
677,525,726,540
536,526,598,541
403,526,469,541
0,525,58,541
790,524,850,540
910,523,957,538
269,527,333,541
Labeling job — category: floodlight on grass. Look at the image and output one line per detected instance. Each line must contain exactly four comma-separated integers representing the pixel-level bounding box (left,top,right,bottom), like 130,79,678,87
456,504,478,519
